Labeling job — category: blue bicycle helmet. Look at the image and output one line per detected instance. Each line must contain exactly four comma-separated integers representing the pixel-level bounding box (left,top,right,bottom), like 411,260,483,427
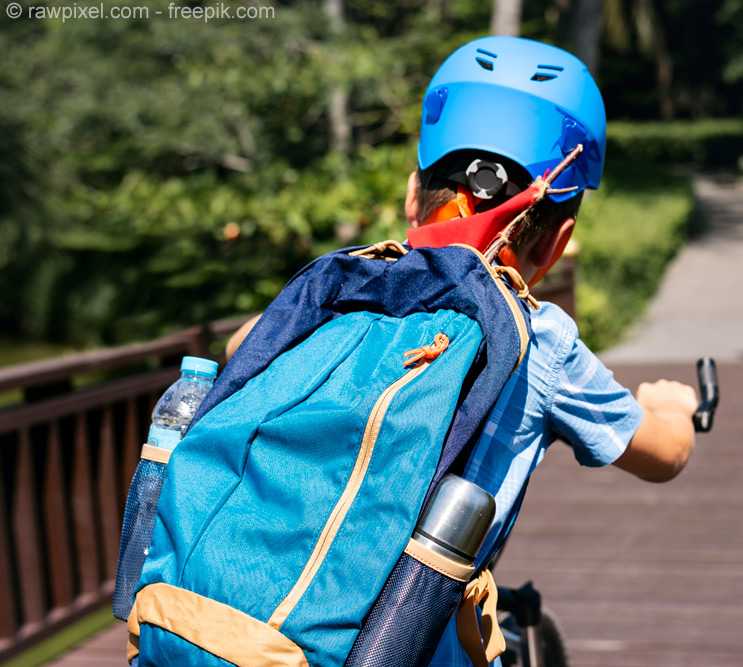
418,36,606,202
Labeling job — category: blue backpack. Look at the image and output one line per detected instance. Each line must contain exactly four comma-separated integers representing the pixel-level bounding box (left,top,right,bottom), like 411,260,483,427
126,241,533,667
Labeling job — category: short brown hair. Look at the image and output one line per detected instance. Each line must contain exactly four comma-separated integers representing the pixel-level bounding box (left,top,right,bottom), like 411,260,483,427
416,151,582,252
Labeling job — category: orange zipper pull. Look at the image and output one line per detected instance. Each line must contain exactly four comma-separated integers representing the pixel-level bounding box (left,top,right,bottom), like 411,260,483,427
403,333,450,367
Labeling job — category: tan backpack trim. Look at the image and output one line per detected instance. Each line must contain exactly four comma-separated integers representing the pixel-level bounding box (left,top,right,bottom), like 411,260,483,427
140,444,172,464
348,240,409,260
456,569,506,667
451,244,533,370
127,582,309,667
403,538,475,583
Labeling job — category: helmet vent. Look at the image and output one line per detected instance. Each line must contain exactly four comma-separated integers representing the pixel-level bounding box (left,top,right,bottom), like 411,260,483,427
532,64,563,82
476,48,498,59
475,48,497,71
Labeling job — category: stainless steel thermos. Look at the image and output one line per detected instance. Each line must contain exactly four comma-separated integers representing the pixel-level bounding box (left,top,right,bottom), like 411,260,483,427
344,475,495,667
411,474,495,565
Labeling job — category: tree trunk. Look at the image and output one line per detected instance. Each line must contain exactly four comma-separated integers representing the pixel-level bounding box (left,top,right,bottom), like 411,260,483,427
647,0,675,120
325,0,351,162
555,0,575,47
490,0,523,37
569,0,604,76
329,88,351,157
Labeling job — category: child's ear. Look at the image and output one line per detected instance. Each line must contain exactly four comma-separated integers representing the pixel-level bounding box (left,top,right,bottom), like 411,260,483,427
405,171,420,227
530,217,575,268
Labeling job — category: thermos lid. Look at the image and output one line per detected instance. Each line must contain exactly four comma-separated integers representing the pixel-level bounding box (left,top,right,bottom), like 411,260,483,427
415,474,495,562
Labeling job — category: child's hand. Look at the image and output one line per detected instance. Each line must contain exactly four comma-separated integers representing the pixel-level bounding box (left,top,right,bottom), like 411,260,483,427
615,379,698,482
636,379,698,420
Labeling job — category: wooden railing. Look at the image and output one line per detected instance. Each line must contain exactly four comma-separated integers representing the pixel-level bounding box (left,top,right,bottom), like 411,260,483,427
0,316,249,661
0,257,575,661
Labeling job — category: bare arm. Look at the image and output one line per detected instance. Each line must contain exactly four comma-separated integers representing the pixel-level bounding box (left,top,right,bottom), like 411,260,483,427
225,313,262,361
612,380,698,482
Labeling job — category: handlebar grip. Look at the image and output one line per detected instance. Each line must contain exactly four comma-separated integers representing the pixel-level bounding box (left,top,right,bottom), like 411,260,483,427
697,358,719,408
693,357,719,433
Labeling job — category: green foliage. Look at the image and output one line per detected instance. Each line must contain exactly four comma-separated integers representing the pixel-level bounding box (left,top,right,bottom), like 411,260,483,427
718,0,743,85
574,160,695,351
0,111,56,334
0,1,732,351
0,0,473,345
607,119,743,166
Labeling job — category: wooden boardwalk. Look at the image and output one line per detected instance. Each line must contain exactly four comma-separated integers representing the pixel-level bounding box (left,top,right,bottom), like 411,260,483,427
50,361,742,666
496,362,743,667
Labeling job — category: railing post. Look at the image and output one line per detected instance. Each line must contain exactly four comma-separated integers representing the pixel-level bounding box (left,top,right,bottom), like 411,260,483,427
184,325,213,359
13,429,46,636
0,464,18,641
71,414,101,601
560,251,577,319
121,399,141,508
43,421,75,617
97,407,120,585
530,240,579,319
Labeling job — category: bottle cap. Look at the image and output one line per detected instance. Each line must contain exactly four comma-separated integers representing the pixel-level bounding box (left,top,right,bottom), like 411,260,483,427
181,356,218,379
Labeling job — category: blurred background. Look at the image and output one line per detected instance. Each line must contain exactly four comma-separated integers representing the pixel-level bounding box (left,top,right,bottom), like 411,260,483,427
1,0,742,361
1,3,742,666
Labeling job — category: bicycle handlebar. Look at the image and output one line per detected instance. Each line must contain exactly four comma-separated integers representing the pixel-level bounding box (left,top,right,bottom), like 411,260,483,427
693,357,719,433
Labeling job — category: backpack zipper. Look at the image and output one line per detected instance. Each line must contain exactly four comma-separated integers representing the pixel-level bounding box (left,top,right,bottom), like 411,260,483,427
451,244,530,368
267,357,434,630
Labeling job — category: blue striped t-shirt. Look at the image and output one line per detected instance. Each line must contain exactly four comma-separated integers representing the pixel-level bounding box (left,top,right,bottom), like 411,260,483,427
430,301,644,667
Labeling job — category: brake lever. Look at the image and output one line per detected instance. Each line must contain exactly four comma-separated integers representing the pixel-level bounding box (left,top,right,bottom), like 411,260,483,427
692,357,719,432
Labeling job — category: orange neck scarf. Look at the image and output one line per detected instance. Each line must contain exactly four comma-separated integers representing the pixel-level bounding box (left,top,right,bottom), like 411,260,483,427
408,184,570,287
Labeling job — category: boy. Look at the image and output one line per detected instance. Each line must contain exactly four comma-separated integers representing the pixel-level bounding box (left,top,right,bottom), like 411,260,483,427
406,36,697,667
227,36,697,666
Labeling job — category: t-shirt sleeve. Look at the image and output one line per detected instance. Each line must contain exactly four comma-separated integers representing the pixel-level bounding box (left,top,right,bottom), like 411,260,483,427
548,337,644,467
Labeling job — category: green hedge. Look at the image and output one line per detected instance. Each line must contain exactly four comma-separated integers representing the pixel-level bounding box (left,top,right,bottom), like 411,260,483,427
607,119,743,167
573,159,696,351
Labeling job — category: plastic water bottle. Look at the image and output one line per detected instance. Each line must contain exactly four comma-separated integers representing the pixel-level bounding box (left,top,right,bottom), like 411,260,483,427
113,356,218,621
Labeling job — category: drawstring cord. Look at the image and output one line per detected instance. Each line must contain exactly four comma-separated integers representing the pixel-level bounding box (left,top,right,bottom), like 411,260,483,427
484,144,583,265
491,265,540,310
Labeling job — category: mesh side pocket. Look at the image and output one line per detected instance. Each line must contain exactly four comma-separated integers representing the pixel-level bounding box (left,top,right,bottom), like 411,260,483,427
344,552,467,667
113,459,167,621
